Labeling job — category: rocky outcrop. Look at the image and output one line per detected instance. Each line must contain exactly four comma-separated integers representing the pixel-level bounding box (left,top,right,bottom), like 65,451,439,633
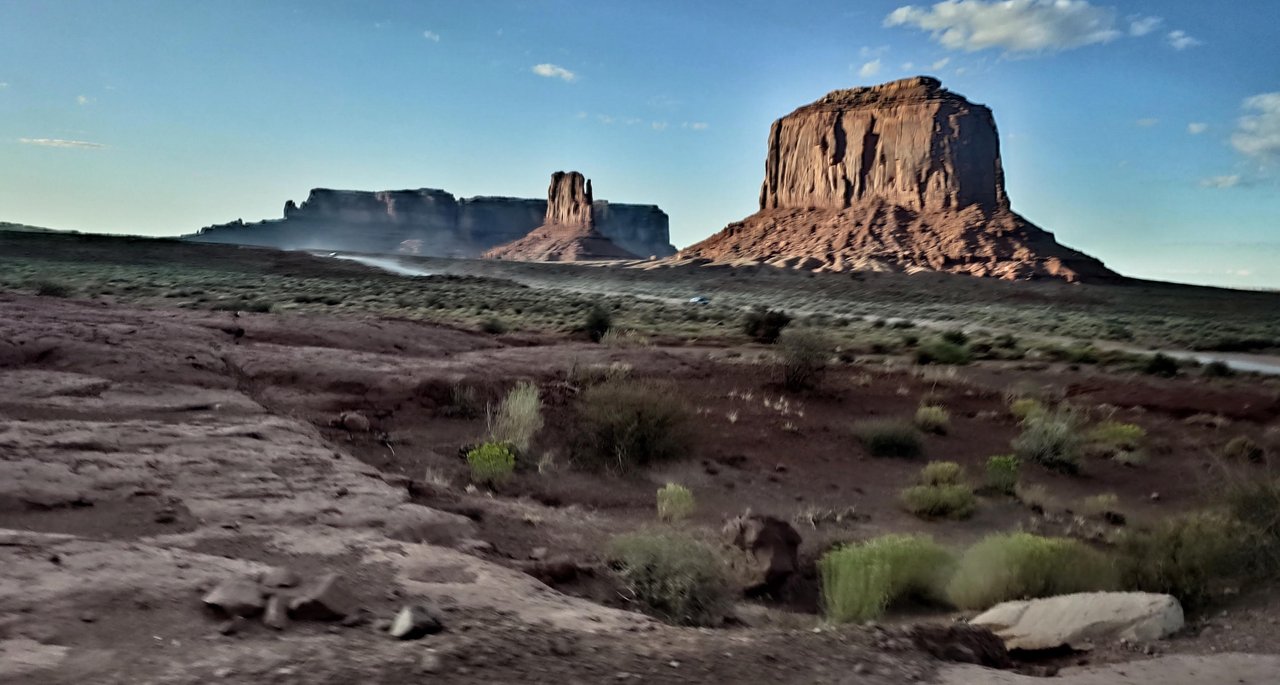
483,172,639,262
187,177,674,259
679,77,1116,282
970,592,1185,651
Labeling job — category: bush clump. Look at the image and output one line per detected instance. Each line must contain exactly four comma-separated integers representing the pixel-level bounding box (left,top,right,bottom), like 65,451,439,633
466,442,516,486
1202,360,1235,378
902,461,975,519
584,304,613,342
985,455,1020,495
1012,409,1084,474
777,327,831,391
1222,436,1265,463
914,405,950,435
1142,353,1180,378
656,483,695,522
480,316,508,334
606,531,732,626
818,535,954,623
1118,512,1264,610
947,533,1119,610
915,338,972,366
920,460,963,485
575,379,692,471
31,279,73,298
743,307,792,344
1087,421,1145,452
1008,397,1046,422
487,381,544,454
854,419,924,459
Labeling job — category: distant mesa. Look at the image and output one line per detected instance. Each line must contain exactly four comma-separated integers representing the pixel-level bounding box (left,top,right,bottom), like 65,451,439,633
186,173,674,260
484,171,639,262
678,76,1117,282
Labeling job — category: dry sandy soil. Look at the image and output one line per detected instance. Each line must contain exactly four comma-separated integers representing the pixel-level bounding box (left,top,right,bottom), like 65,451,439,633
2,284,1279,683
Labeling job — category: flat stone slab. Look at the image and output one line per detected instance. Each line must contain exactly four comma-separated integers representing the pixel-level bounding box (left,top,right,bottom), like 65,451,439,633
970,592,1184,651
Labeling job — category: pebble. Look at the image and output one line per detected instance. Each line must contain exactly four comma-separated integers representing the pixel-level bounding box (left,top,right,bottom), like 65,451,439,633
418,650,443,674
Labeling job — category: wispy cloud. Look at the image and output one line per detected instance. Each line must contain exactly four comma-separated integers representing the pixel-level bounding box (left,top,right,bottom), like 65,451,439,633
859,45,890,58
76,94,92,106
1200,175,1240,189
19,137,106,149
1127,15,1162,36
1136,118,1159,127
885,0,1121,54
0,82,9,89
1232,92,1280,161
930,57,950,70
422,30,440,42
1166,30,1201,50
1187,122,1208,135
858,58,882,78
531,63,576,82
684,122,709,131
651,121,668,131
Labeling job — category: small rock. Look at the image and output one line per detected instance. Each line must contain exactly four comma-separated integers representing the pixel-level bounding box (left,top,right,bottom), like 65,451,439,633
341,609,371,628
263,595,288,630
260,567,301,589
287,573,356,621
203,576,266,618
1149,492,1161,502
418,649,444,674
340,411,371,432
218,617,247,635
213,667,234,678
80,612,98,623
154,508,177,524
551,637,575,656
390,604,444,640
529,547,549,561
455,538,494,555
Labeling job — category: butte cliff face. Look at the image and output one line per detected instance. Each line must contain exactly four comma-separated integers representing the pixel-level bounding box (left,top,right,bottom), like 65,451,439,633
188,176,674,260
484,172,639,262
680,76,1115,282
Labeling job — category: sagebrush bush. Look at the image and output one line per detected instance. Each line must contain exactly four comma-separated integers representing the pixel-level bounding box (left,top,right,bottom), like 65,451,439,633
902,484,976,520
575,379,692,471
601,328,652,348
480,316,508,334
466,441,516,486
915,339,972,365
854,419,924,459
488,381,543,453
656,483,695,522
940,330,969,346
1222,436,1265,463
585,304,612,342
1014,482,1055,512
743,307,791,344
778,327,830,390
818,535,953,623
1012,409,1084,474
1087,421,1145,453
915,405,950,435
32,279,73,298
1081,493,1121,519
920,461,963,485
985,455,1020,495
1008,397,1045,422
1202,360,1234,378
1119,511,1264,610
606,531,732,626
1143,353,1179,378
947,533,1119,610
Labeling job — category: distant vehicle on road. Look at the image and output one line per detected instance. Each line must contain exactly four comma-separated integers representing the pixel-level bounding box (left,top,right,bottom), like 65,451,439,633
688,296,710,305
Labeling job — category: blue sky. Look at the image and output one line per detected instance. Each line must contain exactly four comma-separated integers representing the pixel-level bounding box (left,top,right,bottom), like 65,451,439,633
1,0,1277,288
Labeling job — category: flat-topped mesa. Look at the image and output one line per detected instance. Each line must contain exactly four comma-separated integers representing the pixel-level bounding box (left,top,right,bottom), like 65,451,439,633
680,77,1118,282
759,75,1007,215
483,171,638,262
545,171,594,226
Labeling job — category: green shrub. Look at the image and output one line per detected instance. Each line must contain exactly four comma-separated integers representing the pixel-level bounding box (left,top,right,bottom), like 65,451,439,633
915,339,972,365
818,535,953,623
1223,474,1280,542
854,419,924,459
1081,493,1121,519
941,330,969,346
656,483,695,522
31,279,73,297
585,304,612,342
480,316,508,334
1008,397,1045,422
920,460,963,485
1012,409,1084,474
487,381,543,453
1119,512,1264,610
1202,360,1235,378
902,484,976,520
947,533,1119,610
743,307,791,344
444,383,484,419
606,531,732,626
1222,436,1265,463
1014,482,1055,512
575,379,692,471
778,327,831,390
466,442,516,486
601,328,651,348
1143,353,1180,378
1087,421,1145,452
914,405,950,435
985,455,1020,495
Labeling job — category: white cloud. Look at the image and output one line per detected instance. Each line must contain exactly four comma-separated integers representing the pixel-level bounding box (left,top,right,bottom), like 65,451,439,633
422,30,440,42
1136,118,1159,127
1200,175,1240,189
901,61,916,70
1231,92,1280,161
859,45,890,58
0,82,9,89
1128,15,1162,36
884,0,1121,54
18,137,106,149
684,122,709,131
858,58,883,78
1166,30,1201,50
596,114,614,125
931,57,950,69
76,95,91,106
531,63,576,82
1187,122,1208,135
651,121,668,131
